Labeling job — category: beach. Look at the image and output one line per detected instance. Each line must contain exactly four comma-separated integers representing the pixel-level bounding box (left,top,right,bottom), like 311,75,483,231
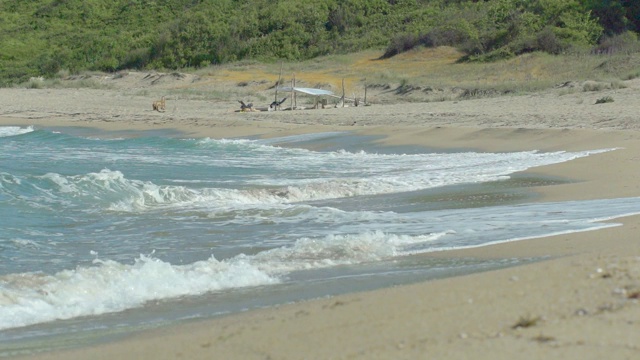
2,74,640,359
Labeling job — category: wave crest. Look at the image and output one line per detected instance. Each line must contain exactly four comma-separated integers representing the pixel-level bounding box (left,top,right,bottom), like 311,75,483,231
0,126,34,138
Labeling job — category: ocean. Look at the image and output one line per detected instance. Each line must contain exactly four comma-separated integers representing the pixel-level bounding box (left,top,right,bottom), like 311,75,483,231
1,125,640,356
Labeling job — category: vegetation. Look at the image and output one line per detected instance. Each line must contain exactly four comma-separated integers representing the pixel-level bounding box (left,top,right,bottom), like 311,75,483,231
595,96,614,104
1,0,639,85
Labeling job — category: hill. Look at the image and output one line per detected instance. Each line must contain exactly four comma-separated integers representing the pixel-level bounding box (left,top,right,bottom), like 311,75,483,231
2,0,639,85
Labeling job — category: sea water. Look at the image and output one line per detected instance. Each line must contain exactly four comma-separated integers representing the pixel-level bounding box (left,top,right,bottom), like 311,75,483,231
1,125,640,355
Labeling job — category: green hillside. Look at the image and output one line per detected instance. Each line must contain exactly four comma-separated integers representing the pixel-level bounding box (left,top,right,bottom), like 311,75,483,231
1,0,639,85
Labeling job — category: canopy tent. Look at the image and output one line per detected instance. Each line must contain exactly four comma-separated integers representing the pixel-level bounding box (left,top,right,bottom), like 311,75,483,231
277,87,336,97
276,86,341,109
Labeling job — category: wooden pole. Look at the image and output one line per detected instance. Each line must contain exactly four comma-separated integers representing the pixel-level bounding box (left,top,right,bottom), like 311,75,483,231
290,74,295,110
364,83,367,105
341,78,345,108
293,74,297,109
275,61,283,111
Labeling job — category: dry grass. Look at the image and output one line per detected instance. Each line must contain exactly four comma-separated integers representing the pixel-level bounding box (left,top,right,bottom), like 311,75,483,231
24,46,640,105
191,47,640,102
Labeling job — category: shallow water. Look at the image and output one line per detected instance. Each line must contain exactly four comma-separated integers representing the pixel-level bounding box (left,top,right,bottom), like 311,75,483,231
1,126,639,356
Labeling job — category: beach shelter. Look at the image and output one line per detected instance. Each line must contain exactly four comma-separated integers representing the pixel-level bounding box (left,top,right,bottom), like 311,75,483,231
277,87,337,109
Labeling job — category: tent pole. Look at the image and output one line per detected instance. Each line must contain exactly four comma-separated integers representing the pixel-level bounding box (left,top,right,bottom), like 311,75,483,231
275,61,283,111
342,78,345,108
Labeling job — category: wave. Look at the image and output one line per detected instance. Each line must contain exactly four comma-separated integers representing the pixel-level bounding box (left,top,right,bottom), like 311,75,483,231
0,126,34,138
0,146,617,214
0,230,448,330
2,192,639,330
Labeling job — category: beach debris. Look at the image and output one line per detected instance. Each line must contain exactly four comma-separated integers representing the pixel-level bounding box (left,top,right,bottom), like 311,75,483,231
269,97,287,111
590,267,612,279
614,286,640,300
556,81,577,88
628,290,640,300
152,96,166,112
532,334,556,343
512,315,541,329
238,100,255,112
596,302,621,313
613,287,627,296
323,300,346,309
574,308,589,316
595,96,614,104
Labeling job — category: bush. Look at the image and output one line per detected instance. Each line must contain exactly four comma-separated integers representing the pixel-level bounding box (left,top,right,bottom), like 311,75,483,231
536,27,569,54
465,47,516,62
593,31,640,55
595,96,614,104
420,28,470,48
583,81,608,91
381,27,473,59
381,33,420,59
121,48,151,70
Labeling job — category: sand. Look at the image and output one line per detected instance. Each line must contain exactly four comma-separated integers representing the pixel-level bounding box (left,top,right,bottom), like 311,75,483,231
3,74,640,359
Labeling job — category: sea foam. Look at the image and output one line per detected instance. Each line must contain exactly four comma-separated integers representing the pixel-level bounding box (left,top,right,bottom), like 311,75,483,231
18,147,614,214
0,229,449,330
0,130,630,335
0,126,34,138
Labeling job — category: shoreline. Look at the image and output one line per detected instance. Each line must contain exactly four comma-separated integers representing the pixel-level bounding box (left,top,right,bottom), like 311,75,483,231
3,83,640,359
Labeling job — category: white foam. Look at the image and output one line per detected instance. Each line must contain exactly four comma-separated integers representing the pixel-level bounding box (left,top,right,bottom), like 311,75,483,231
249,230,451,272
2,196,640,330
15,135,617,214
0,126,34,138
84,148,617,213
0,229,451,330
0,254,277,330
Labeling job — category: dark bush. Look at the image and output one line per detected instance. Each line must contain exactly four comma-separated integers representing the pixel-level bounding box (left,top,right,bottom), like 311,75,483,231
120,48,151,70
380,33,420,59
419,28,469,48
536,27,568,55
464,47,515,63
592,31,640,55
381,27,472,59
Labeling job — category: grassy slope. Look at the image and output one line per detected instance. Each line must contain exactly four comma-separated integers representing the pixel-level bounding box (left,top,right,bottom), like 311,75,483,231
182,47,640,103
22,46,640,106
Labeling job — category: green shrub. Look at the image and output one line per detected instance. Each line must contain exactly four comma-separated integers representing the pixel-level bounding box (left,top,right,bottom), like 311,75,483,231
593,31,640,55
381,33,420,59
583,81,608,91
595,96,614,104
535,27,569,54
0,0,634,84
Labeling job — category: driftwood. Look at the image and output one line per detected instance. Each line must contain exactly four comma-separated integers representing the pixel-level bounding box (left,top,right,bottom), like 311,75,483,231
238,100,255,112
269,97,287,111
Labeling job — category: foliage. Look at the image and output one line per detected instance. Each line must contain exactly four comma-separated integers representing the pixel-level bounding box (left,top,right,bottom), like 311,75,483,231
0,0,639,85
595,96,614,104
593,31,640,55
422,0,605,62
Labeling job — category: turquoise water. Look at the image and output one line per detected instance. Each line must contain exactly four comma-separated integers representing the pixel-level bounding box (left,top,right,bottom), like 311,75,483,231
1,125,639,355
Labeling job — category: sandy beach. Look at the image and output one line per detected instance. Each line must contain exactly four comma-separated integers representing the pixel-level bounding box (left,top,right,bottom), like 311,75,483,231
2,73,640,359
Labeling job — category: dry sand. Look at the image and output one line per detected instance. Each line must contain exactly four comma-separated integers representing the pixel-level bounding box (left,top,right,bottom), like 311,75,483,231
2,74,640,359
